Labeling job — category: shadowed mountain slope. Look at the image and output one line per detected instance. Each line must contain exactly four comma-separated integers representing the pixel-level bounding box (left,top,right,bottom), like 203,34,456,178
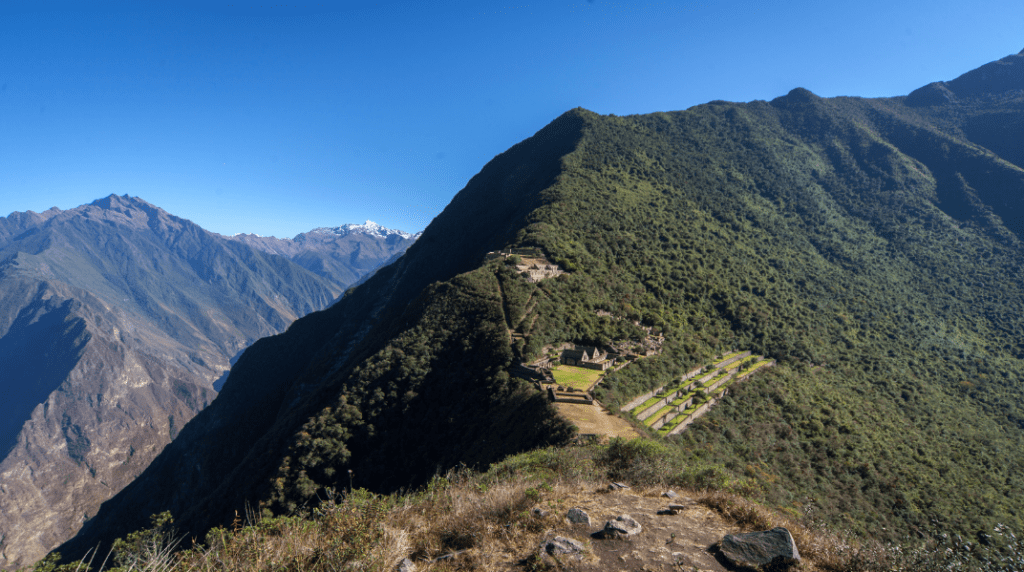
0,196,346,569
61,50,1024,560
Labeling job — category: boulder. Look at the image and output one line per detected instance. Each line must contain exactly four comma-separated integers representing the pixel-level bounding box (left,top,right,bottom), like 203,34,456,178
566,507,591,526
720,527,801,569
596,514,642,538
397,558,415,572
662,490,680,499
544,536,586,556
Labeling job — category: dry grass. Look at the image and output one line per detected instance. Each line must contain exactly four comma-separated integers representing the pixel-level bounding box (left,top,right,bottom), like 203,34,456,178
390,473,558,570
697,490,887,572
37,471,581,572
36,450,923,572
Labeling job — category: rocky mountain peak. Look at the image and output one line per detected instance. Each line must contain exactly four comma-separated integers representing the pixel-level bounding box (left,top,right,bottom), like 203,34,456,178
304,220,416,240
71,194,184,234
89,193,139,209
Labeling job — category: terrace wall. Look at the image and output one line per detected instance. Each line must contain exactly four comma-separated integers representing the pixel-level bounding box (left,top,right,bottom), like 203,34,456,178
548,387,594,404
621,385,665,412
704,371,736,394
715,350,752,370
665,359,776,435
636,389,685,421
650,396,696,430
735,359,776,382
666,396,722,435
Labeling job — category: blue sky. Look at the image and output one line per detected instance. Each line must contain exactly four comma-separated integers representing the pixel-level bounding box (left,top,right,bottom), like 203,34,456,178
1,0,1021,238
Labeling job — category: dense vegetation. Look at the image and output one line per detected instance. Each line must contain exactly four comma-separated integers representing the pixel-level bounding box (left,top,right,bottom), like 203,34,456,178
58,51,1024,565
507,94,1024,542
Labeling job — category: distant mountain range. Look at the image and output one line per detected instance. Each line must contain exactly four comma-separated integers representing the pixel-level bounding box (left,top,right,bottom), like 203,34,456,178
53,48,1024,564
227,221,419,290
0,196,416,569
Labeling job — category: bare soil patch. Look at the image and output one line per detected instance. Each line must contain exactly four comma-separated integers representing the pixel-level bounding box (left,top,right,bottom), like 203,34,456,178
532,485,735,571
554,400,640,440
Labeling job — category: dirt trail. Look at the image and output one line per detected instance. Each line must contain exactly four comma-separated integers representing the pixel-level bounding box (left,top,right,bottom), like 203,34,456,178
535,485,735,571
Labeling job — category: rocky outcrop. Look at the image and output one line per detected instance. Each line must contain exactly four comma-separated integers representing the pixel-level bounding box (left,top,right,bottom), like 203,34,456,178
566,507,591,526
720,527,801,569
596,514,642,539
543,536,586,556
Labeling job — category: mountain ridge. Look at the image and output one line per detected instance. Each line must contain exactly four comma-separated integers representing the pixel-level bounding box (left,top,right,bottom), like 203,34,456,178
0,195,415,569
56,50,1024,564
226,219,418,288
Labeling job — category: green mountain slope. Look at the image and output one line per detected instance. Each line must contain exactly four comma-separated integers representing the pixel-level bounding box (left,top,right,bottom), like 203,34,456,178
59,51,1024,560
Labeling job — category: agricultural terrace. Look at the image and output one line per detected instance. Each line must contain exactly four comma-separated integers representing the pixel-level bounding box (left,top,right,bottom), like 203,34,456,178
619,351,776,436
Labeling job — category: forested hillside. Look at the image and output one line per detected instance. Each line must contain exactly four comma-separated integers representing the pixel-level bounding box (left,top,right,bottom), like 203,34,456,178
59,50,1024,561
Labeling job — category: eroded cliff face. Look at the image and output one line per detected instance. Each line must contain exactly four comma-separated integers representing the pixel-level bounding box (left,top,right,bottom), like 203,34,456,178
0,282,216,565
0,195,349,569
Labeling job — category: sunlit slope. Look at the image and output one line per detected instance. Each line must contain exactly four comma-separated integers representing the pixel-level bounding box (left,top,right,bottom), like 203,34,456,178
60,52,1024,560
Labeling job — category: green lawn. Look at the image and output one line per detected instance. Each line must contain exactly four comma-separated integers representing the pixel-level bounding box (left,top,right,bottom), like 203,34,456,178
550,365,604,391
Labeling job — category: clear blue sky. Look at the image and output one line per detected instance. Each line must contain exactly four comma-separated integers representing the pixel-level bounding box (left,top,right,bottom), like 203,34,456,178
1,0,1021,238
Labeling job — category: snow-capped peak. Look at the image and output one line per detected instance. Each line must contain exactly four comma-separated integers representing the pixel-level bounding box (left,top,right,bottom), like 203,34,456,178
308,220,415,240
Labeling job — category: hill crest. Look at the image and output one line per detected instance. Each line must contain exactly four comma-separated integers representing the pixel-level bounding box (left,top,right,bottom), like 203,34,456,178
53,50,1024,566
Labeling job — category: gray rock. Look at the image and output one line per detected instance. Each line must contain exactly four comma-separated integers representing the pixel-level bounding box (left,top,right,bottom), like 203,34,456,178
608,481,631,490
397,557,415,572
566,507,591,526
596,514,642,538
657,504,687,516
662,490,679,499
532,507,549,518
720,527,801,569
544,536,586,556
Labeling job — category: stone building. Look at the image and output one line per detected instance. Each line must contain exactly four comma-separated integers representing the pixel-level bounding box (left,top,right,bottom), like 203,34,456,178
561,345,612,370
